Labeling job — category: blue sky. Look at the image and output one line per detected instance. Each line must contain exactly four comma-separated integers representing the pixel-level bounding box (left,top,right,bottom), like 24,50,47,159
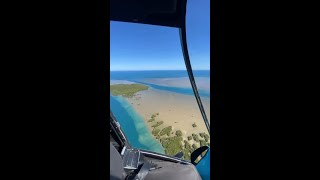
110,0,210,71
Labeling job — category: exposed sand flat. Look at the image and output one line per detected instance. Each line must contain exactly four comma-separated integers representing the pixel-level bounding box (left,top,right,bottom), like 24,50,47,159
126,88,210,142
140,77,210,92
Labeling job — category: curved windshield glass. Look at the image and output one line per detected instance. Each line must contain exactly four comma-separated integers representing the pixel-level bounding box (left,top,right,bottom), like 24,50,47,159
110,13,210,161
186,0,210,123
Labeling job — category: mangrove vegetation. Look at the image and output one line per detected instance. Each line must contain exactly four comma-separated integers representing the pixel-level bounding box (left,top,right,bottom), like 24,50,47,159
146,113,210,161
110,84,149,97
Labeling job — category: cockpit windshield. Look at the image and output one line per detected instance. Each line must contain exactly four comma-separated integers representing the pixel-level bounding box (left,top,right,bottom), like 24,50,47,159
110,0,210,162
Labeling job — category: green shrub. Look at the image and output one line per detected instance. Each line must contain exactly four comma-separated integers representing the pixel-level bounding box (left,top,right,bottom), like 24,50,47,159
160,137,166,143
183,149,191,161
148,118,155,122
192,123,197,128
160,126,172,136
192,144,198,150
204,134,210,142
199,132,205,138
187,136,192,141
199,140,206,147
161,136,184,156
152,128,160,136
189,148,194,154
151,121,163,128
184,141,192,150
175,130,182,136
161,139,170,148
192,134,199,142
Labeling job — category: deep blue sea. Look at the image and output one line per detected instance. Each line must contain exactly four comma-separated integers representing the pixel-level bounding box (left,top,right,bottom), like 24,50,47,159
110,70,210,153
110,70,210,80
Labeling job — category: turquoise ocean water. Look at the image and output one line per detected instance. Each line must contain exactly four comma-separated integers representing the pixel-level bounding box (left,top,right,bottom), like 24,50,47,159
110,95,165,153
110,70,209,153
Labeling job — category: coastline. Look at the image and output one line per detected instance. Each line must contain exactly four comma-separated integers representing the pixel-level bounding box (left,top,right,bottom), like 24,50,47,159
110,79,211,158
125,88,210,145
111,95,165,154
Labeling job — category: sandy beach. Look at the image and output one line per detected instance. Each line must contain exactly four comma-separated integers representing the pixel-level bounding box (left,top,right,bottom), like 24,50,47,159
126,88,210,145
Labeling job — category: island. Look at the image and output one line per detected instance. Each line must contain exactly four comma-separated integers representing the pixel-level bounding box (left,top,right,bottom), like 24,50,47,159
110,84,149,97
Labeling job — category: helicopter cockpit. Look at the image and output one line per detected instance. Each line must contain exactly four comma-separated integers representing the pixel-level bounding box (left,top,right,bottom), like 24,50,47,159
110,0,210,179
